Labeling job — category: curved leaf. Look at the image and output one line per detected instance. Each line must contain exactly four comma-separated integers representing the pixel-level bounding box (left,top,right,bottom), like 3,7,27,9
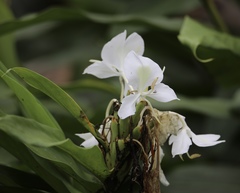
178,16,240,86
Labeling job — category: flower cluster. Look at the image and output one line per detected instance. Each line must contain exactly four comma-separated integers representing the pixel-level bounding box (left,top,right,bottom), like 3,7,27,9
76,31,225,186
84,31,178,119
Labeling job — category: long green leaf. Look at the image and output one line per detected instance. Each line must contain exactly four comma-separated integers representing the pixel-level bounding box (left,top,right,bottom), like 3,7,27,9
0,131,72,193
11,67,104,144
0,64,62,132
56,139,110,181
152,94,232,119
178,16,240,86
0,115,110,192
61,79,119,95
0,7,182,37
0,114,110,181
0,114,64,146
0,0,19,67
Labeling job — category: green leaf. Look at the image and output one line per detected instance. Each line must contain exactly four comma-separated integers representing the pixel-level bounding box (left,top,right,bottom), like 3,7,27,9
67,0,199,16
0,0,19,67
152,94,232,119
0,114,110,179
81,11,182,32
28,143,105,192
62,78,119,95
0,81,17,114
0,63,62,132
11,67,103,143
28,139,110,182
0,114,64,146
0,131,74,193
0,7,182,37
0,114,110,192
178,16,240,86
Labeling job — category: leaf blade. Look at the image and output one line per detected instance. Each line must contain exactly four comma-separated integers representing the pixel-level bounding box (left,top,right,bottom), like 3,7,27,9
178,16,240,86
0,64,62,132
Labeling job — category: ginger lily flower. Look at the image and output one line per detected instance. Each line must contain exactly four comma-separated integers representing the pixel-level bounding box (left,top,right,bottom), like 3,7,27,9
118,51,178,119
83,30,144,79
168,115,225,157
76,124,111,148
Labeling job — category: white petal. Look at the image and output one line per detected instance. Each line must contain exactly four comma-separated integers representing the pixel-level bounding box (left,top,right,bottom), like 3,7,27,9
169,129,192,157
75,132,93,141
83,61,119,78
101,31,126,69
118,93,140,119
137,54,163,85
75,133,99,148
80,136,99,148
124,32,144,56
191,132,225,147
123,51,163,91
123,51,143,89
75,127,104,148
148,83,178,102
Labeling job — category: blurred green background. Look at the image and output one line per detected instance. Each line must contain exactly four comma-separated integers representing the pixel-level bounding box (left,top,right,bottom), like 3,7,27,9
0,0,240,192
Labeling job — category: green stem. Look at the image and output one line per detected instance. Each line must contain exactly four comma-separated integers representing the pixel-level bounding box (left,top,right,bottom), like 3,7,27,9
202,0,229,33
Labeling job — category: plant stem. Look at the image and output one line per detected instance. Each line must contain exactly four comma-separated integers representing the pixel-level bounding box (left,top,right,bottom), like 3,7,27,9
201,0,229,33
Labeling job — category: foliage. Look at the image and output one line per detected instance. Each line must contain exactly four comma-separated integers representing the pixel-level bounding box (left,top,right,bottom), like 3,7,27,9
0,0,240,192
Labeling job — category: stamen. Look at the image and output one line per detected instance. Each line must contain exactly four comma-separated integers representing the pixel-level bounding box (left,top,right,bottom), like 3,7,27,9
162,66,166,73
187,153,201,159
151,77,159,91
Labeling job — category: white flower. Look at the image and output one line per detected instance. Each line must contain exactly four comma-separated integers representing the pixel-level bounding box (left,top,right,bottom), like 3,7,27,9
83,30,144,79
118,51,178,119
168,115,225,157
76,123,111,148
